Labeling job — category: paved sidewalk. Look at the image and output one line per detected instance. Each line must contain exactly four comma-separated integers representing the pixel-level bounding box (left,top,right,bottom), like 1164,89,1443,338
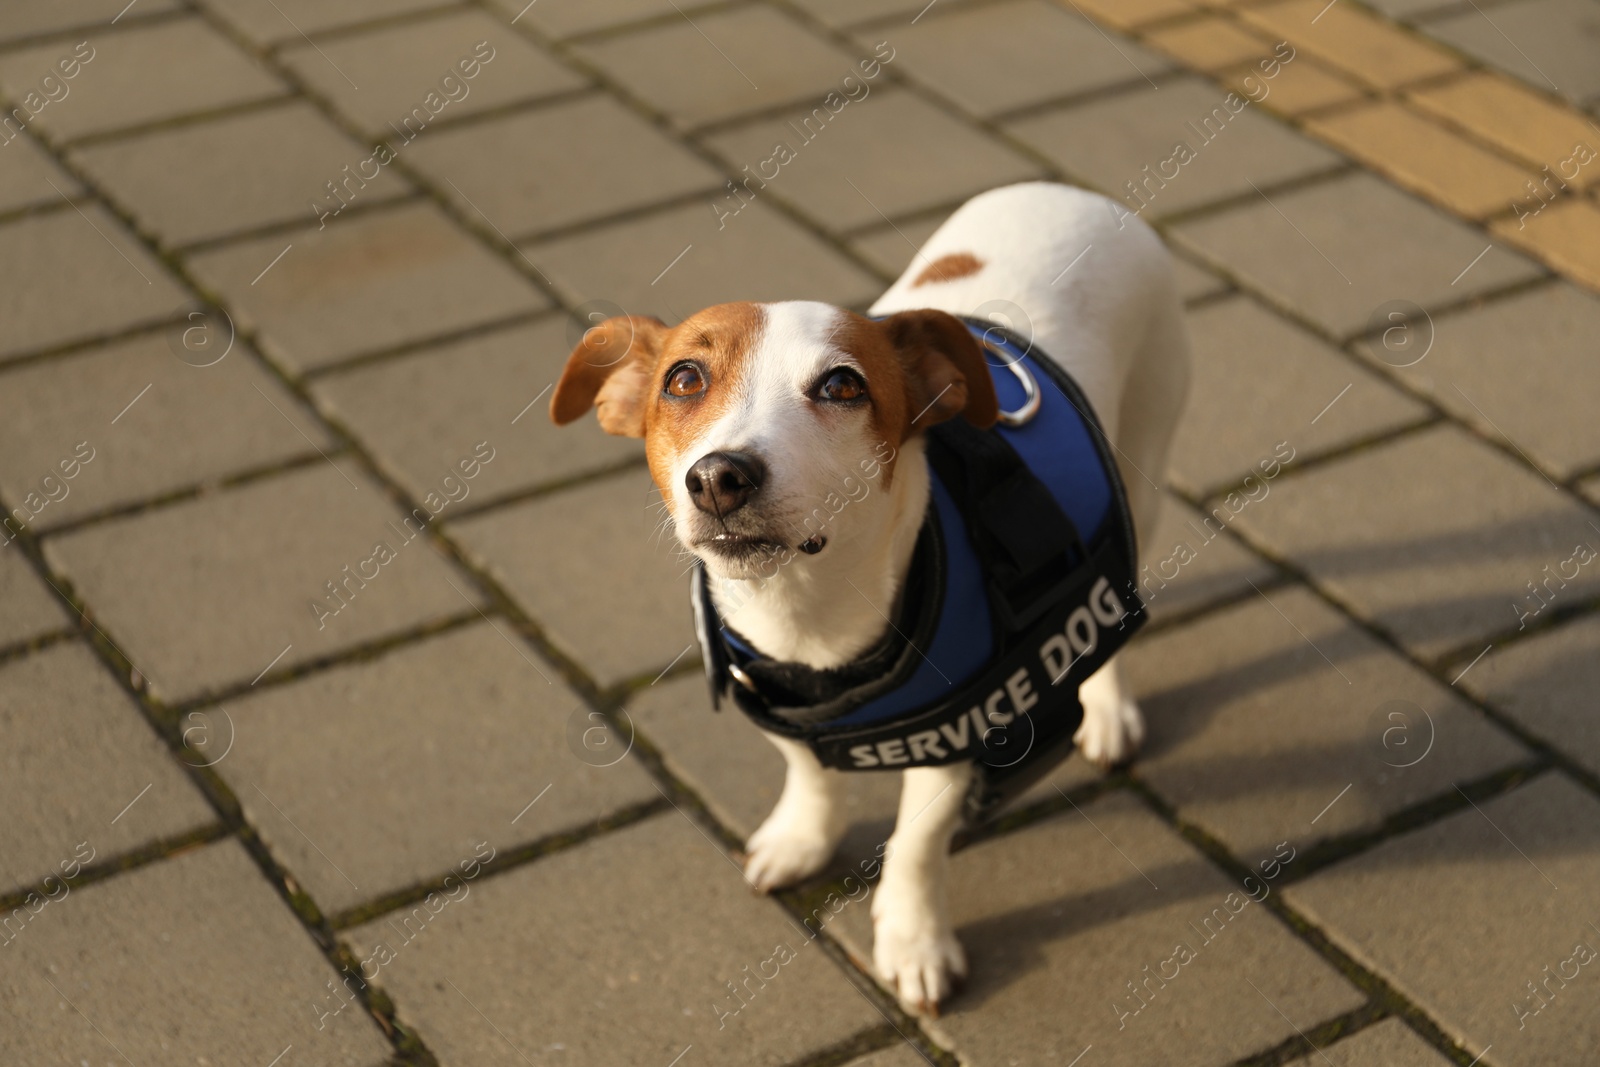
1,0,1599,1065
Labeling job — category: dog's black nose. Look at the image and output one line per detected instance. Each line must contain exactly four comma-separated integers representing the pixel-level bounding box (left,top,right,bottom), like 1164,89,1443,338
685,451,765,517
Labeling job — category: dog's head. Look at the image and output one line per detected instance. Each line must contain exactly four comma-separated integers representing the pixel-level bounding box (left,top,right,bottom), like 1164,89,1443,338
550,301,997,581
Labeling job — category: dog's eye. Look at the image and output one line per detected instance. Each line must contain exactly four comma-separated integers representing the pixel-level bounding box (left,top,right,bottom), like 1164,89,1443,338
817,368,867,403
664,363,706,398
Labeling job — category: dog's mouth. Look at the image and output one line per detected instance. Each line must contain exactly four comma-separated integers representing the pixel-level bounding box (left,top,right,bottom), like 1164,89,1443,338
691,531,829,563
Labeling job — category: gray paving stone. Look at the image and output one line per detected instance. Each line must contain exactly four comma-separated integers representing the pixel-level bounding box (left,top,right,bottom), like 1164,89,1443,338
0,18,286,142
0,839,390,1064
841,1044,939,1067
186,201,547,373
1125,584,1529,866
866,0,1172,116
1225,424,1600,661
1172,255,1228,303
201,0,444,45
0,205,189,362
578,6,865,128
1355,282,1600,481
345,815,881,1066
1138,492,1278,624
0,133,82,213
193,621,657,914
313,316,642,513
0,0,179,43
0,548,67,648
702,89,1041,233
847,212,950,277
1170,172,1543,338
408,94,722,238
524,199,882,322
791,0,930,27
1464,613,1600,781
0,641,214,892
0,333,332,530
828,792,1365,1065
1288,772,1600,1067
1422,0,1600,108
450,467,693,688
1285,1018,1454,1066
1580,473,1600,507
281,9,586,137
1009,76,1344,219
44,459,480,704
70,100,412,248
1364,0,1462,14
483,0,680,38
1171,295,1429,496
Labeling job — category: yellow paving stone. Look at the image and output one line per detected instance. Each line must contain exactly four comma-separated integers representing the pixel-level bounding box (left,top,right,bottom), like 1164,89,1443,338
1240,0,1459,90
1059,0,1197,32
1407,71,1600,187
1218,54,1366,115
1145,15,1279,70
1491,197,1600,291
1308,100,1534,218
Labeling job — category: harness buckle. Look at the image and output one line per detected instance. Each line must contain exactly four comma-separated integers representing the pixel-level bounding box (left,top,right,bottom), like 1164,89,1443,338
979,338,1042,427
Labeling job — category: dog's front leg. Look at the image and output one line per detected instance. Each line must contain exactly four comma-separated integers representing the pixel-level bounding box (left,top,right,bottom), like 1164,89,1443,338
873,762,972,1014
744,733,849,892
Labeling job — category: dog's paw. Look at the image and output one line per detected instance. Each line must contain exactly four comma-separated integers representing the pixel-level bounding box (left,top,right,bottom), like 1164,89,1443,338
873,913,967,1015
1075,689,1145,769
742,815,837,893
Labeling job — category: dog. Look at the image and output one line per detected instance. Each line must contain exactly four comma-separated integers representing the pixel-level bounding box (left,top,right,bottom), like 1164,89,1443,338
550,181,1191,1013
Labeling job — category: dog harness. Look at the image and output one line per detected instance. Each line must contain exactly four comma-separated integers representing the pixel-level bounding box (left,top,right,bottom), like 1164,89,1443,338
691,319,1146,822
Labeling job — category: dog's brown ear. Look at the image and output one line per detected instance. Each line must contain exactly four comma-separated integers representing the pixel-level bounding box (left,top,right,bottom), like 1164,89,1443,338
880,309,998,431
550,315,668,437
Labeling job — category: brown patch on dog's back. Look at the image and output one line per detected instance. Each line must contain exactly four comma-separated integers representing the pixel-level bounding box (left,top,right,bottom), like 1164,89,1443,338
911,252,984,287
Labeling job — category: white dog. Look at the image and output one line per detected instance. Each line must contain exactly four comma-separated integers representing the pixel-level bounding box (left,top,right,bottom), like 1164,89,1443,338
551,182,1190,1013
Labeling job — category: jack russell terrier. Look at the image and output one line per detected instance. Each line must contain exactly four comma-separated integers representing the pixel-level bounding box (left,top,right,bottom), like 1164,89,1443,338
551,182,1191,1013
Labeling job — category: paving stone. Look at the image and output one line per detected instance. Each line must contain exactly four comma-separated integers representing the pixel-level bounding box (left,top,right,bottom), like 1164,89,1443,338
1125,584,1529,865
0,332,332,529
788,0,929,27
1284,1018,1455,1066
313,316,642,508
1354,281,1600,480
0,18,286,142
864,0,1172,117
1580,473,1600,507
1224,424,1600,661
1138,493,1278,623
841,1044,937,1067
1288,772,1600,1066
450,467,692,688
578,6,864,128
1463,613,1600,781
194,621,657,914
1408,71,1600,183
0,205,189,362
827,792,1365,1065
1171,294,1429,495
1307,100,1535,219
281,9,586,137
847,212,951,277
186,201,547,373
0,132,83,213
69,101,412,248
44,459,479,704
0,642,214,892
345,815,881,1066
483,0,680,38
1239,0,1461,90
1170,172,1542,338
202,0,444,45
1219,56,1368,117
408,94,722,239
0,548,67,648
0,839,390,1064
1070,0,1201,32
1009,75,1343,219
1172,254,1228,302
1491,197,1600,291
0,0,179,43
1422,0,1600,109
524,199,882,322
703,90,1041,233
1146,15,1281,72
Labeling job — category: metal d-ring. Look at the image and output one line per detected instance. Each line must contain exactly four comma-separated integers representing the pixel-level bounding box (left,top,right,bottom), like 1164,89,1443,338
980,338,1042,427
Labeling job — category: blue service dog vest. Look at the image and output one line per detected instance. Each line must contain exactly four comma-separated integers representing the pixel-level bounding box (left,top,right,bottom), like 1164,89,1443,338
692,319,1145,822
